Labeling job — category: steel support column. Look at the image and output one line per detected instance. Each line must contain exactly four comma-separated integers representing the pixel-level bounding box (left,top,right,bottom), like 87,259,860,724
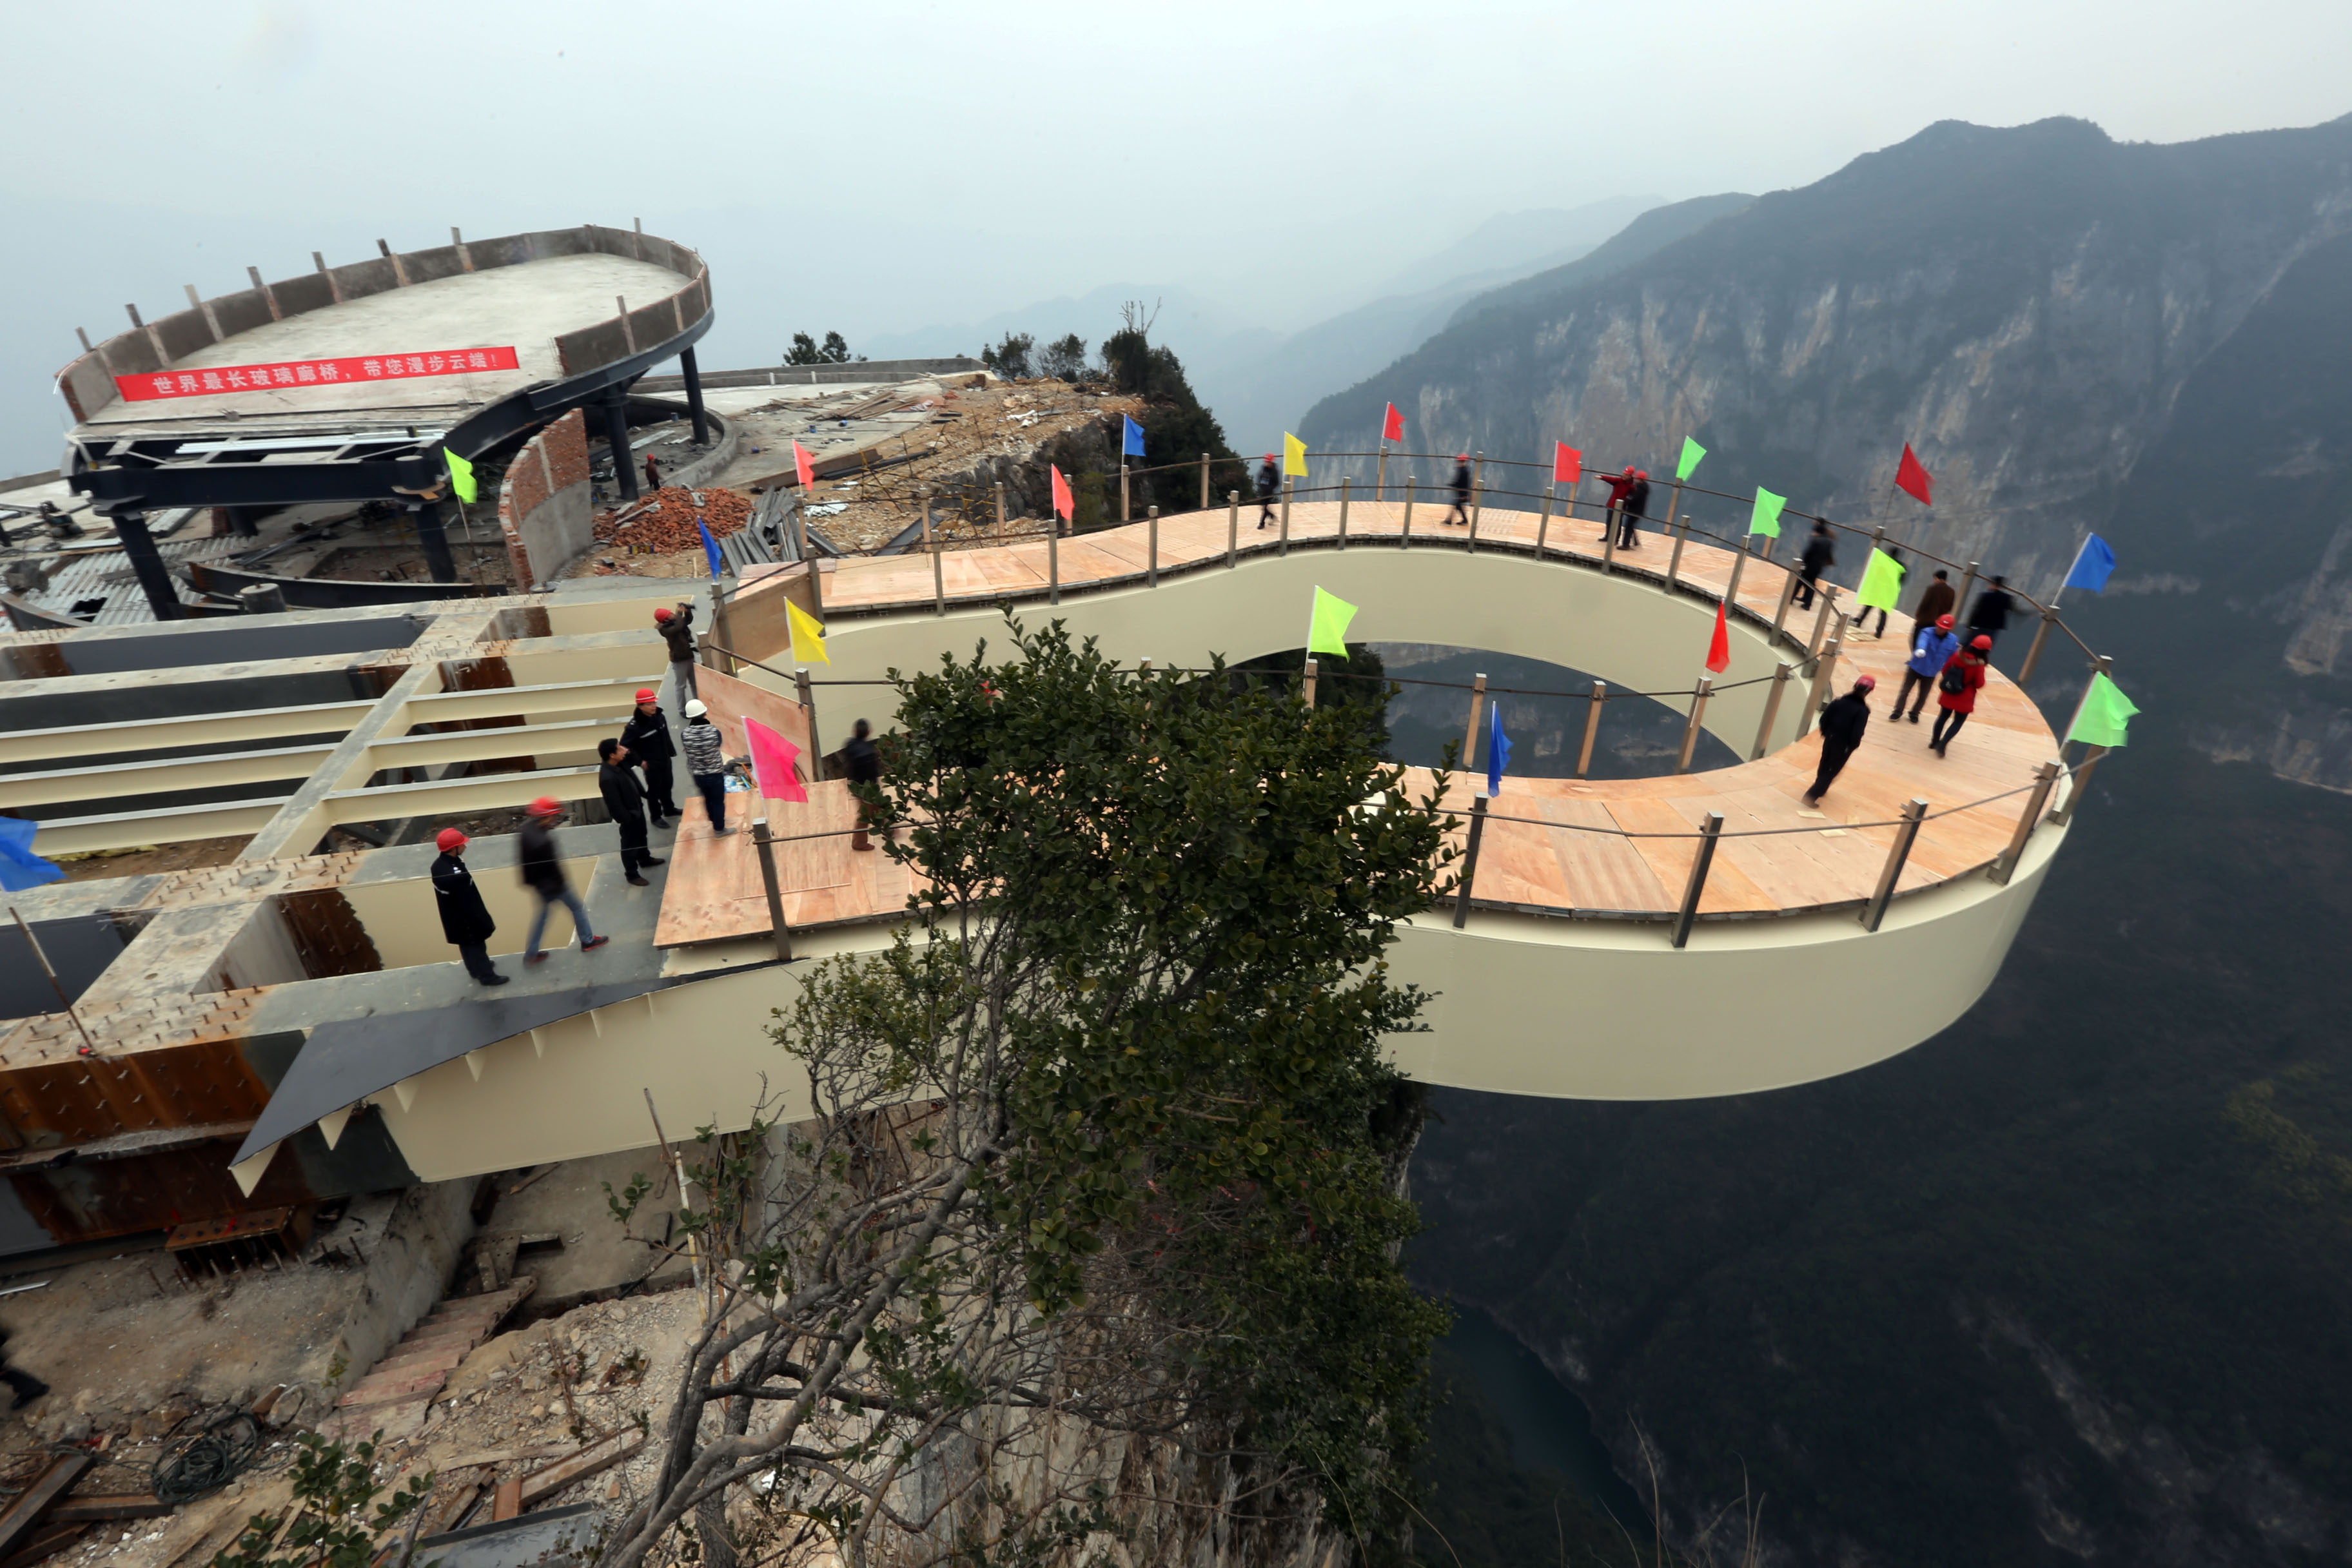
680,346,710,446
410,499,458,585
110,510,184,620
602,391,640,502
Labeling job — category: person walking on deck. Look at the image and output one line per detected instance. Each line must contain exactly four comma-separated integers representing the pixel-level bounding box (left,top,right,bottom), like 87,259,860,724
621,687,680,828
1968,574,2015,652
1618,469,1650,547
598,738,662,885
1446,455,1472,526
1599,467,1637,544
1255,455,1280,528
1796,519,1836,609
845,720,885,850
1893,614,1962,724
1931,636,1992,755
1803,676,1875,808
519,797,611,965
1853,547,1904,639
680,698,735,836
1911,569,1955,638
432,828,506,986
655,602,698,701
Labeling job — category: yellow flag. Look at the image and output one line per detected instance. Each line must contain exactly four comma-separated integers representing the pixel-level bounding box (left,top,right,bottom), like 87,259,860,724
788,598,830,665
444,449,477,504
1282,432,1308,478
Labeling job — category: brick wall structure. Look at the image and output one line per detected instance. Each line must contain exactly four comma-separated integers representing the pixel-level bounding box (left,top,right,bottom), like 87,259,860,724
495,409,593,589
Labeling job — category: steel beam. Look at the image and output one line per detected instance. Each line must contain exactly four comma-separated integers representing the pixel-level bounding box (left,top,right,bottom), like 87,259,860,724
321,763,600,824
364,717,611,771
29,796,294,858
0,698,374,767
0,743,337,809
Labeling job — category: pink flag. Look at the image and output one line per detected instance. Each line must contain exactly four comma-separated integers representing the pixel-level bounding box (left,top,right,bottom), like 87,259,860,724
1382,402,1404,442
1051,464,1074,522
792,440,816,489
1554,443,1582,485
745,716,808,803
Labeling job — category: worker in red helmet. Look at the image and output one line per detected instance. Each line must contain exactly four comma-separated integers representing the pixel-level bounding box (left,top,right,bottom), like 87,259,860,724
431,827,506,986
518,796,611,965
620,686,680,828
1255,453,1280,529
1930,635,1993,756
1446,453,1473,527
654,600,698,701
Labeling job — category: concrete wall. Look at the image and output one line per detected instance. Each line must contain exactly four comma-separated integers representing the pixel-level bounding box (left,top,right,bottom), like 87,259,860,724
635,357,985,393
498,409,592,590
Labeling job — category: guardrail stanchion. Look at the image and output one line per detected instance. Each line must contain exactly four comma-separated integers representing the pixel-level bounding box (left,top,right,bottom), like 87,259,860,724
1280,476,1293,556
1452,794,1491,930
1798,636,1843,739
1771,560,1801,639
2050,746,2106,826
1536,482,1555,554
1120,462,1131,524
1048,517,1060,605
1146,505,1159,587
1602,498,1618,574
1671,811,1724,948
1808,583,1839,656
1956,559,1981,628
1751,661,1794,760
994,481,1005,532
1401,471,1415,549
1665,513,1690,592
1576,681,1605,778
2018,603,2059,684
1860,798,1929,932
1990,761,2062,884
1377,444,1388,502
1302,656,1318,709
751,816,794,962
1199,453,1210,512
1226,490,1239,568
1676,676,1714,774
1724,536,1750,613
1462,674,1487,774
798,507,824,616
924,490,944,615
795,669,823,767
1338,478,1351,550
1468,452,1484,550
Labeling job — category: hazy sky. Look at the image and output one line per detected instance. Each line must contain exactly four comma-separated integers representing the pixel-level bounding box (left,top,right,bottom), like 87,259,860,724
5,0,2347,471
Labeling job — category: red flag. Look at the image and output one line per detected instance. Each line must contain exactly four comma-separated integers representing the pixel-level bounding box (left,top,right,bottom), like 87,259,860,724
792,440,815,489
745,716,808,803
1050,464,1074,522
1705,600,1730,674
1382,402,1404,442
1554,443,1583,485
1895,444,1932,506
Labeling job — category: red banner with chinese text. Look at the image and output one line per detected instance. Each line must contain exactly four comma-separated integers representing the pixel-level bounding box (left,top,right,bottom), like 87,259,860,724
113,346,521,402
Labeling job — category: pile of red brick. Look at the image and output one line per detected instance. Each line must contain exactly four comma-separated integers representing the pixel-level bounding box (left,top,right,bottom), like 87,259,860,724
593,486,754,553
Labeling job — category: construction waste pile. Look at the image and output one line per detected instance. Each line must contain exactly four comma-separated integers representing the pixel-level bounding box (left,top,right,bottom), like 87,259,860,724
590,485,754,556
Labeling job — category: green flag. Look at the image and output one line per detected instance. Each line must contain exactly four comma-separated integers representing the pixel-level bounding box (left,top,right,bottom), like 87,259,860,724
2067,672,2141,748
1676,436,1706,482
445,449,477,504
1308,585,1358,657
1749,486,1787,538
1856,548,1905,611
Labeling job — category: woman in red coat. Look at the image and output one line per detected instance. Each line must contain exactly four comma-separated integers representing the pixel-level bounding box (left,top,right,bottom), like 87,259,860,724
1930,634,1992,755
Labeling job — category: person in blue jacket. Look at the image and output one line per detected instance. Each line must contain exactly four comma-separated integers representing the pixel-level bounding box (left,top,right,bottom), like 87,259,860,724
1891,612,1962,724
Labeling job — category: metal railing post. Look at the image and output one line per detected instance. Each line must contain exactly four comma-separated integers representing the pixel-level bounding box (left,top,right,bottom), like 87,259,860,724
750,816,794,962
1199,453,1210,512
924,491,944,615
1724,536,1750,613
1536,482,1555,554
1226,491,1239,568
2051,746,2107,826
1861,798,1929,932
2018,604,2060,684
1120,462,1131,524
1302,656,1318,709
1576,681,1605,778
1956,559,1981,628
1676,676,1714,774
1279,477,1293,555
1048,520,1060,605
994,480,1005,531
1462,674,1487,775
795,669,823,768
1798,636,1843,739
1671,812,1725,948
1452,794,1490,930
1808,583,1839,656
1467,451,1484,550
1665,514,1689,593
1602,498,1618,574
1401,473,1415,549
1989,761,2062,885
1751,661,1794,760
1771,562,1801,639
1147,505,1159,587
1338,477,1351,550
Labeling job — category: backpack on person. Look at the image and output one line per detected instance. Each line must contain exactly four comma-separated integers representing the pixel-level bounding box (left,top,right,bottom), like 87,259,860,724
1939,661,1970,695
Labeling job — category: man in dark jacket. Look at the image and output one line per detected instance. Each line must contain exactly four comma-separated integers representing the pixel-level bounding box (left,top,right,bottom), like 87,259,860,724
845,719,885,850
1795,519,1836,609
1968,574,2015,652
654,602,698,701
1803,676,1876,808
431,828,507,986
1255,455,1280,528
620,687,680,828
519,796,611,965
1910,569,1956,638
598,738,662,885
1446,455,1472,526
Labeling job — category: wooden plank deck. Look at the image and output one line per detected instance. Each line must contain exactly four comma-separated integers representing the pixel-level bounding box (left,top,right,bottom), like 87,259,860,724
660,500,2064,940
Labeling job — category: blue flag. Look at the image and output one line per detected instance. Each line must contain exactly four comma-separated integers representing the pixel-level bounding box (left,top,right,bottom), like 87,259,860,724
700,517,725,579
0,818,61,893
1487,702,1512,798
2064,533,2117,594
1122,415,1146,458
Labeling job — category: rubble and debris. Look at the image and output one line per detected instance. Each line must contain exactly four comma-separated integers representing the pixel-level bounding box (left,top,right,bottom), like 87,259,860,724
591,486,754,555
